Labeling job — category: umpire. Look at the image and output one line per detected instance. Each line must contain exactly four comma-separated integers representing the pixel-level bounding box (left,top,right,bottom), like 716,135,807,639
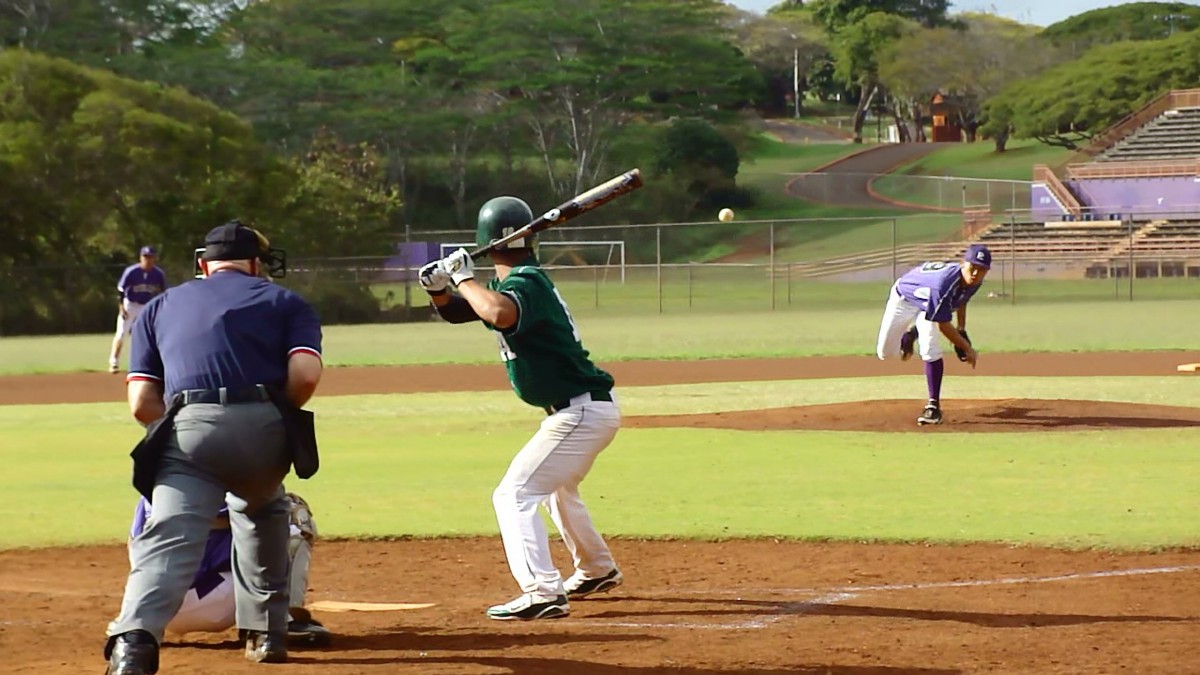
104,221,323,674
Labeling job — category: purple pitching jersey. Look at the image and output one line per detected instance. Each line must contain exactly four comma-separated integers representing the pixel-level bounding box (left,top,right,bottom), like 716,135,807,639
131,498,232,599
118,265,168,305
895,261,982,323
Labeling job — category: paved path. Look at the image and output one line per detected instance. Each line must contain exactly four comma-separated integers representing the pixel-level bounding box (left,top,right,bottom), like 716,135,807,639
786,142,942,210
759,118,851,144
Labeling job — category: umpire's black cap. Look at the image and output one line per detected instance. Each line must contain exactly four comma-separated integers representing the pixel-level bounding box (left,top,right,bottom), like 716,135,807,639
201,220,270,262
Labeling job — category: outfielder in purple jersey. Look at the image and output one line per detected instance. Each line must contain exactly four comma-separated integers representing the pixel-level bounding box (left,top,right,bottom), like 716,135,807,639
109,246,167,374
876,244,991,426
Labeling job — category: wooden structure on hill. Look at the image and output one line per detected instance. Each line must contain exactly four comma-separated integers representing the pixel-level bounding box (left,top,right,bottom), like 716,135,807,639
929,93,965,143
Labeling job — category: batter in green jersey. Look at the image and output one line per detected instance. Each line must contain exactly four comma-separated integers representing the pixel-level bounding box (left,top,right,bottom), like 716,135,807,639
487,263,613,409
420,196,624,622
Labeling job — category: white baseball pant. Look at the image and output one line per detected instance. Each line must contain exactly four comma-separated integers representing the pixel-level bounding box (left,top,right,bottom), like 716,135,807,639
876,281,944,362
114,301,146,338
493,393,621,598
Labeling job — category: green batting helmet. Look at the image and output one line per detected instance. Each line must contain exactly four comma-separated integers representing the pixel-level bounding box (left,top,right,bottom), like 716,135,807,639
476,196,535,250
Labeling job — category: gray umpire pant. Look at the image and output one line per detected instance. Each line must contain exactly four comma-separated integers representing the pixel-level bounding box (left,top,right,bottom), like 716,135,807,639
108,401,291,643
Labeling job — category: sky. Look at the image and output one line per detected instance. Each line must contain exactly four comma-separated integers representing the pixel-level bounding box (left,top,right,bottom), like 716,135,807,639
726,0,1200,27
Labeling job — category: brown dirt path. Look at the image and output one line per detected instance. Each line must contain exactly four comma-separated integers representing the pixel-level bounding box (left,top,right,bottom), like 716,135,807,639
628,398,1200,433
2,351,1194,406
2,539,1198,674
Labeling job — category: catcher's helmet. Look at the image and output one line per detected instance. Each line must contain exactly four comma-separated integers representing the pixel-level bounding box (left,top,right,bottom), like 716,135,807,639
476,196,535,250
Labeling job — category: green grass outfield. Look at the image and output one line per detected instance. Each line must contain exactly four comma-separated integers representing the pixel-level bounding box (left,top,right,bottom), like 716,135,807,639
880,139,1072,182
4,294,1198,552
5,295,1200,374
738,135,889,221
2,376,1197,550
868,139,1072,211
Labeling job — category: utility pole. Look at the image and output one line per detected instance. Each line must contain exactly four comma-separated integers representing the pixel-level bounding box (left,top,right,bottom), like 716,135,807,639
793,45,800,118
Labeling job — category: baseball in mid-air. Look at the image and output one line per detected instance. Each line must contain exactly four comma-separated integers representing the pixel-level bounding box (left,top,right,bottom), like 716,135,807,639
718,208,734,222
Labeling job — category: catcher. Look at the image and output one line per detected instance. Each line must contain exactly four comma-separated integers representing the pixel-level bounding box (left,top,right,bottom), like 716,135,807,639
875,243,990,426
115,492,331,646
418,196,624,621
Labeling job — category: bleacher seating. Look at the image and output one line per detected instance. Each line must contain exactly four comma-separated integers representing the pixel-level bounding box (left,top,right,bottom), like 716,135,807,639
1022,91,1200,278
972,221,1129,259
1098,108,1200,163
1124,220,1200,257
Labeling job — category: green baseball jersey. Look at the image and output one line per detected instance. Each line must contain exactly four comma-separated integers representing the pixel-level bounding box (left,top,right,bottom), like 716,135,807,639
486,260,614,408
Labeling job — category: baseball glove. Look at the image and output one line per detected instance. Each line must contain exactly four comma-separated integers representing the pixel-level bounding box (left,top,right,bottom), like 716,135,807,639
954,329,972,362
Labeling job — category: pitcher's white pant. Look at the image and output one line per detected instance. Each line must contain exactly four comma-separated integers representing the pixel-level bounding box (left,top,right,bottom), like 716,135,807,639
493,395,621,598
876,281,944,362
114,301,146,338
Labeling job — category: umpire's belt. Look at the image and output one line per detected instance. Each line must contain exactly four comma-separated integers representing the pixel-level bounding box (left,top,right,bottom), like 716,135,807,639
179,385,271,406
547,390,613,415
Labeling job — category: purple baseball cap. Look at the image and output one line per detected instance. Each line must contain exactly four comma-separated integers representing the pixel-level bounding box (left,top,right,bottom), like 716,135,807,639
963,244,990,269
140,245,157,256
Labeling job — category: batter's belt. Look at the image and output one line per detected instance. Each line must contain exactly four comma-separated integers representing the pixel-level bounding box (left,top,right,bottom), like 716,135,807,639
546,390,613,415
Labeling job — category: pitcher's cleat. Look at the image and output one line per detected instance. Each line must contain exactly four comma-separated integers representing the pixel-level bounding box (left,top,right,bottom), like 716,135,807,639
917,400,943,426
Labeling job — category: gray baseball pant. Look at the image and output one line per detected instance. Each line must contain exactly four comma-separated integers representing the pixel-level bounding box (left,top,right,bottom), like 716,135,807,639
107,401,291,643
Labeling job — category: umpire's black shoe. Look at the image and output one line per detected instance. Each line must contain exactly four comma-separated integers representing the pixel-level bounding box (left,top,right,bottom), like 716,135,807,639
288,608,333,647
104,630,159,675
242,629,288,664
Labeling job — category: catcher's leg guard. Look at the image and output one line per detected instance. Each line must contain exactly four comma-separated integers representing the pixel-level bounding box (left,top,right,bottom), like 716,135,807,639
284,492,331,646
285,493,317,610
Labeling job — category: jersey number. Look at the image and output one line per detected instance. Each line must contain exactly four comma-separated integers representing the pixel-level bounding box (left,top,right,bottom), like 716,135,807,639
494,289,580,362
920,262,948,273
497,332,516,361
553,289,582,342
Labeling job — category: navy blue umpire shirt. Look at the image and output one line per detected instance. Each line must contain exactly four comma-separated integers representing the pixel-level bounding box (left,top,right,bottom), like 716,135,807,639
127,270,322,399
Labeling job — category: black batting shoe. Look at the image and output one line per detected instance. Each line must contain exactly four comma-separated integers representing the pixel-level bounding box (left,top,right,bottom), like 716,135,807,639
486,593,569,621
917,400,943,426
104,630,159,675
565,568,623,599
242,629,288,663
900,327,918,361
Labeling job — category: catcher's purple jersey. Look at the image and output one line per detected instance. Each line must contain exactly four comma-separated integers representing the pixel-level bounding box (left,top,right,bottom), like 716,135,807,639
131,498,232,599
117,265,168,305
895,262,981,323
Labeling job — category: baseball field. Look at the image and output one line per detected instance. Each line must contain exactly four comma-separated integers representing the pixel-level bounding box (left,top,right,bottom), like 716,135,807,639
2,295,1199,674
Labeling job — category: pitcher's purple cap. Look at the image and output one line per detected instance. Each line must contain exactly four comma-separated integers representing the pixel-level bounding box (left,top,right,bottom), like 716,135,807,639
140,245,157,256
964,244,990,269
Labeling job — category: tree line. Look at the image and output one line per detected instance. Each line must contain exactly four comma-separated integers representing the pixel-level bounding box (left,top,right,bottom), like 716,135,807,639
1,0,1197,334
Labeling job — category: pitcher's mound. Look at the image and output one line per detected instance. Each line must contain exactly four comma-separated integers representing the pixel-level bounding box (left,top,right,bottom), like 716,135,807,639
626,398,1200,433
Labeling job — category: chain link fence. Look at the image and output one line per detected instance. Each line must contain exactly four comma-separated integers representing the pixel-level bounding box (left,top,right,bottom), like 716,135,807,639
6,205,1200,335
281,210,1200,322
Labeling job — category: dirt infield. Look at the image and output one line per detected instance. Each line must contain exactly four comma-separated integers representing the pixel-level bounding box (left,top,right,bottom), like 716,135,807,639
3,539,1199,674
2,350,1195,406
4,352,1199,673
628,398,1200,433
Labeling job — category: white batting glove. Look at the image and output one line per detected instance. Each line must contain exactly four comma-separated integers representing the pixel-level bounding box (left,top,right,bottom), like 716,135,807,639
417,261,449,295
440,247,475,286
